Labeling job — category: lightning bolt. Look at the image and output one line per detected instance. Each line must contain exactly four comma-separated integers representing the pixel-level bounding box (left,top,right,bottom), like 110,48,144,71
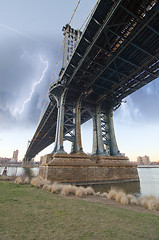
18,55,48,114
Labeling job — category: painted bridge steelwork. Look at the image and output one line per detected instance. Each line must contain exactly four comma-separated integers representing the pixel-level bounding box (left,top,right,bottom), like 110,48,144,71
24,0,159,161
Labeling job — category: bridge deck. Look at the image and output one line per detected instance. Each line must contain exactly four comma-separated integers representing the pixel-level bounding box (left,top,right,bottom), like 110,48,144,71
25,0,159,160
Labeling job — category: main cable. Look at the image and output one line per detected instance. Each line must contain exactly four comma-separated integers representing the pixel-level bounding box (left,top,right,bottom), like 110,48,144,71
68,0,81,25
32,0,82,141
80,1,97,30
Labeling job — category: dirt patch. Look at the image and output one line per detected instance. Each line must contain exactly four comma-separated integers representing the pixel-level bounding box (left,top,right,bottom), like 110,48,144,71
0,175,16,182
67,194,159,216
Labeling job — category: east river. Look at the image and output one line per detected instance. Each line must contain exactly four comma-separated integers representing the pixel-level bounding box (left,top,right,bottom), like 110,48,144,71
0,166,159,198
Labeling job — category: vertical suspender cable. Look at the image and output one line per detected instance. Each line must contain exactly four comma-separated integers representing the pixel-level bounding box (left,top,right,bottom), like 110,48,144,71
34,0,82,138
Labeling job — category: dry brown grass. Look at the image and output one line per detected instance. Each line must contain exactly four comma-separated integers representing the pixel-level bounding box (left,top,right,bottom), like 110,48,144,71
50,183,65,193
23,177,30,184
42,184,52,191
28,178,159,211
140,196,149,208
30,177,41,188
139,195,159,211
110,189,129,205
95,192,102,196
147,199,157,211
14,176,23,184
115,190,125,202
14,176,30,185
101,192,108,198
107,188,117,200
61,185,78,195
107,188,136,205
30,177,50,188
85,186,95,195
120,193,129,205
127,194,139,205
76,187,87,197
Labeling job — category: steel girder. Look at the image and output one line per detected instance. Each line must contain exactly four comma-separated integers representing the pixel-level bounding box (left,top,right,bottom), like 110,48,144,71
24,0,159,160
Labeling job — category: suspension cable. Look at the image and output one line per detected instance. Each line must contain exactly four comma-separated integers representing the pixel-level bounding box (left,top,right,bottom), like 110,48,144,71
34,0,82,137
80,1,97,30
68,0,81,25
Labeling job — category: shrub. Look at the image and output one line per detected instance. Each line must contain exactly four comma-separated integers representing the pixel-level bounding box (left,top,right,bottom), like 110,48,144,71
30,177,49,188
101,192,108,198
23,177,30,184
51,183,64,194
120,194,129,205
147,199,157,211
61,185,78,195
139,195,158,211
107,188,117,200
95,192,102,197
42,184,52,191
76,187,87,197
127,194,139,205
14,176,23,184
140,196,149,208
115,191,125,203
85,187,95,195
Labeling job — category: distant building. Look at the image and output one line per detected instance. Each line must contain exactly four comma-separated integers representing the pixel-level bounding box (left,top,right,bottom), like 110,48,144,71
142,155,150,165
137,156,143,165
150,161,159,165
137,155,150,165
12,150,19,162
40,156,44,164
0,157,11,164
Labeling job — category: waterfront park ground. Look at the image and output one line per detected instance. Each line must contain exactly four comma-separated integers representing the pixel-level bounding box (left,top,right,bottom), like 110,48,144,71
0,180,159,240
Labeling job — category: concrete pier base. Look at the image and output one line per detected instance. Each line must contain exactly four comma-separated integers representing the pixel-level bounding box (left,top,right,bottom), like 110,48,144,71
38,153,139,185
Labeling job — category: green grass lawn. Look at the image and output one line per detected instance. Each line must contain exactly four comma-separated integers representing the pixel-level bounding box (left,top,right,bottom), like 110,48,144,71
0,182,159,240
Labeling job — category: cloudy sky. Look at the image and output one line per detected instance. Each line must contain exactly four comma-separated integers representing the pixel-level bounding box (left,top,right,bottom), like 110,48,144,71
0,0,159,162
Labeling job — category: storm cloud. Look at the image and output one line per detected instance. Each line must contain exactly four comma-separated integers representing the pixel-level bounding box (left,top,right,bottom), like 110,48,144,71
0,35,62,129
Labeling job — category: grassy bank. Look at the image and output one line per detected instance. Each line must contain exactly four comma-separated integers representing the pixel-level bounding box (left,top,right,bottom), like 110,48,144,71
0,182,159,240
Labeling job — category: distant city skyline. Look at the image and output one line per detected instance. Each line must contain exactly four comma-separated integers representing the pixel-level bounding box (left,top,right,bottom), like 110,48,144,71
0,0,159,162
137,155,150,165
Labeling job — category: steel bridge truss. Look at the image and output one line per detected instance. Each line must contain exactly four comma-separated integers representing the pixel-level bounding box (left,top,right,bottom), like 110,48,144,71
24,0,159,161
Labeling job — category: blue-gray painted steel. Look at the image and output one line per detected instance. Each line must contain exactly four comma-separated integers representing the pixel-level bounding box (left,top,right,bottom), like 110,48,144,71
24,0,159,161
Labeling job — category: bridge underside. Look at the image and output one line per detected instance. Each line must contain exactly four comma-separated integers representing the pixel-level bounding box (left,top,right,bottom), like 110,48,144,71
24,0,159,184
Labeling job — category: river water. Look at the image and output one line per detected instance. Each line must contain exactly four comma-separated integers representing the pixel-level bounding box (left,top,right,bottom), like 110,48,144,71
0,166,39,179
0,166,159,198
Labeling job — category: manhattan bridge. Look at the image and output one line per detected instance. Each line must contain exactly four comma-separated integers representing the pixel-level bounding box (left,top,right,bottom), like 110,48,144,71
24,0,159,163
